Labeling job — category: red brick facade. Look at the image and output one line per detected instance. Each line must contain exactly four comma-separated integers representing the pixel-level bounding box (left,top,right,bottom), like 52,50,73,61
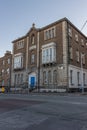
0,51,12,91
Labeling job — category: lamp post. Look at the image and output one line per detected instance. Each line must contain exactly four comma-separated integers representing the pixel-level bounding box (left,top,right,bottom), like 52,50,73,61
81,53,86,93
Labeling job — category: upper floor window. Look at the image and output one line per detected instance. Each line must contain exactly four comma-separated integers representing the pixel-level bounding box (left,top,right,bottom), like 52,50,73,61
75,34,79,42
3,60,5,65
81,39,84,46
31,34,35,44
31,53,35,64
76,50,79,62
81,53,85,64
2,69,4,76
8,58,10,64
44,27,56,40
14,54,23,69
86,43,87,48
7,68,10,74
70,47,73,60
68,28,72,37
42,43,56,64
17,40,24,49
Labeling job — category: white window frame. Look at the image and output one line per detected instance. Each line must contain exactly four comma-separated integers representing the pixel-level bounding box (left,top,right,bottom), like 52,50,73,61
42,44,56,64
44,27,56,40
68,28,72,37
14,54,23,69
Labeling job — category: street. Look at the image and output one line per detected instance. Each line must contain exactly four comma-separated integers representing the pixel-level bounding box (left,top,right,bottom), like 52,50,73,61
0,93,87,130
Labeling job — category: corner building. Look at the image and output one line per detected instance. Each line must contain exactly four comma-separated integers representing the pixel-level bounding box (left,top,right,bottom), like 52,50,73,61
12,18,87,92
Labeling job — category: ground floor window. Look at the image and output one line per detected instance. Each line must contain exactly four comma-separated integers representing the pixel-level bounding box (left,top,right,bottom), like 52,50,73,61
53,70,57,84
77,72,80,85
43,71,47,84
43,70,57,85
48,70,51,84
2,80,4,86
70,70,73,85
14,73,23,85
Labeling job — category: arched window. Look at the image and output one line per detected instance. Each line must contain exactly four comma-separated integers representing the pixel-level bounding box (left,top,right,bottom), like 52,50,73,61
48,70,51,84
53,70,57,84
31,34,35,44
43,71,46,84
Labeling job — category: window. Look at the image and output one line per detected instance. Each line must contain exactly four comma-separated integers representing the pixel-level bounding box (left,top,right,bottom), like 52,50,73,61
2,69,4,75
45,31,49,40
70,47,73,60
53,70,57,84
75,34,78,42
21,74,23,83
48,71,51,84
31,54,35,64
43,71,47,84
31,34,35,44
17,40,24,49
77,72,80,85
7,68,10,74
68,28,72,37
76,50,79,62
3,60,5,65
46,49,49,61
50,48,52,62
81,39,84,46
82,53,85,64
7,79,10,86
18,74,20,84
42,43,56,64
8,58,10,64
44,27,56,40
52,28,55,38
2,80,4,86
70,70,73,85
14,55,23,69
42,50,46,63
42,47,56,64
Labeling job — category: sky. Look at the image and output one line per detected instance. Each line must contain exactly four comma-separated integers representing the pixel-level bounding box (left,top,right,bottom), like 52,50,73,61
0,0,87,57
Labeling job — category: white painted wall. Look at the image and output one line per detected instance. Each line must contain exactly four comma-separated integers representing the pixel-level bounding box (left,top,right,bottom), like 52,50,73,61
69,65,87,89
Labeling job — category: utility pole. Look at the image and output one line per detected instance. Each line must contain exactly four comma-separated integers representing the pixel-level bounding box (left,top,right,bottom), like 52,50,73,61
81,20,87,31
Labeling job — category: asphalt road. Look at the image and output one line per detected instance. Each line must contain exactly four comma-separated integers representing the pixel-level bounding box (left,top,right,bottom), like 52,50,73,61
0,93,87,130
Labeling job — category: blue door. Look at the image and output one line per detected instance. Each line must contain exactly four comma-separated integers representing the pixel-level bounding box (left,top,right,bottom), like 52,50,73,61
30,77,35,88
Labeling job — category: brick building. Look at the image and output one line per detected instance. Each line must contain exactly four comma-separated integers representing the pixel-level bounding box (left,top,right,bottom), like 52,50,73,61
11,18,87,92
0,51,12,91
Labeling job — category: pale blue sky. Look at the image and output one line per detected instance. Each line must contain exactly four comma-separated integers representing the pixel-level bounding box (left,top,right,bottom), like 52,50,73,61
0,0,87,57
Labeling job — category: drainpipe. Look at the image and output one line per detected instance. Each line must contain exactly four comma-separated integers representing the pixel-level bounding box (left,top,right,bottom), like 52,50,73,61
37,31,40,92
66,21,70,92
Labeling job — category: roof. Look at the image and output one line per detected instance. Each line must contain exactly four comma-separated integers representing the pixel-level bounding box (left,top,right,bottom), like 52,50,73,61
12,17,87,43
